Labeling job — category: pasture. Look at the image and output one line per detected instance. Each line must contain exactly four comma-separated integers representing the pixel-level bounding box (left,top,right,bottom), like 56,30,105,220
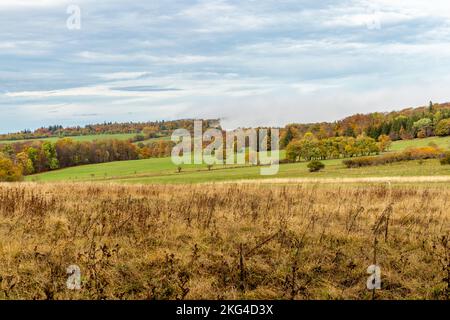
388,136,450,151
26,136,450,184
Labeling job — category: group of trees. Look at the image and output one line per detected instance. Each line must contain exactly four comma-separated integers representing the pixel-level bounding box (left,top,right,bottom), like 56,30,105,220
0,137,177,181
136,140,174,159
54,139,140,168
281,102,450,147
365,107,450,140
285,133,391,162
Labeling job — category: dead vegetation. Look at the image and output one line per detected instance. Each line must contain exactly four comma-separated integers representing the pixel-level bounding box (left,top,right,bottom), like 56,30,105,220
0,182,448,300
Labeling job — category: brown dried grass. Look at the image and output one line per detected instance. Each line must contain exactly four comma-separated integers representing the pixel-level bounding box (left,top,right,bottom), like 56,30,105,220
0,182,448,300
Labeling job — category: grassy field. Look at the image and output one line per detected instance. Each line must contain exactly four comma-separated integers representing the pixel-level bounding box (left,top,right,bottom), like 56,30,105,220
26,136,450,184
389,136,450,151
4,137,450,300
26,155,450,184
0,133,137,144
134,135,171,144
0,182,448,299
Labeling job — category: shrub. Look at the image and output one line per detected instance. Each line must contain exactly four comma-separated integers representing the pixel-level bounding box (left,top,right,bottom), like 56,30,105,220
343,146,445,168
441,152,450,165
132,134,146,142
307,160,325,172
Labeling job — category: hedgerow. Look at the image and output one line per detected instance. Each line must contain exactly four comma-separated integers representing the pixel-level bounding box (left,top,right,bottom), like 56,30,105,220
343,146,445,168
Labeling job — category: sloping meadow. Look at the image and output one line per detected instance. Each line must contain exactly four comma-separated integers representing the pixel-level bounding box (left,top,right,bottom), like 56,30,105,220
0,182,448,299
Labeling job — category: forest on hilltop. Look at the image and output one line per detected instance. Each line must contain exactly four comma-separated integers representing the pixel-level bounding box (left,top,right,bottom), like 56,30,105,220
280,101,450,147
0,119,221,142
1,102,450,181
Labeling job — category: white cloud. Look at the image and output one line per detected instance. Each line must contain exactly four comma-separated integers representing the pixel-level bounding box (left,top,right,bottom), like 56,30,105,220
0,0,69,9
177,0,278,33
96,72,150,81
0,40,52,55
4,85,183,99
75,51,222,65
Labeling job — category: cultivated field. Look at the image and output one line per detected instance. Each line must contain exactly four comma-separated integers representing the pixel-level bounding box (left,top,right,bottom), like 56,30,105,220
0,182,448,299
0,133,138,144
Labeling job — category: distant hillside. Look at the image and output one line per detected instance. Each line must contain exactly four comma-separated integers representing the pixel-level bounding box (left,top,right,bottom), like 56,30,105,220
2,102,450,145
0,119,221,142
281,102,450,146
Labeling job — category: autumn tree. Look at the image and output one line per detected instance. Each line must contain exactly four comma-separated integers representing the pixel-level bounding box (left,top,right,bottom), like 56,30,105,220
41,142,59,170
377,134,392,152
142,126,159,139
435,119,450,136
0,154,22,181
16,151,34,175
413,118,434,138
286,140,302,162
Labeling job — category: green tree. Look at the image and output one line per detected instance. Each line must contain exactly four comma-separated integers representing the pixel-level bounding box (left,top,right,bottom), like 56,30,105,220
42,142,59,170
1,145,14,158
281,126,295,148
286,140,302,162
307,160,325,172
413,118,433,138
16,151,34,175
435,119,450,136
344,126,356,137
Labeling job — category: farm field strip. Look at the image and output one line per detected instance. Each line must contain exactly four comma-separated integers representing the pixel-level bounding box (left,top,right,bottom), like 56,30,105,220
0,133,138,144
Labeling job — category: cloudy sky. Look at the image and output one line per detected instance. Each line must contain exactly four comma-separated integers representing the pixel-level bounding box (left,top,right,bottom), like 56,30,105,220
1,0,450,133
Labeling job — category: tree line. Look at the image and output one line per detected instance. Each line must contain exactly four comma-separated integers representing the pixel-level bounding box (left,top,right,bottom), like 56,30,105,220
281,102,450,147
0,138,175,181
285,133,391,162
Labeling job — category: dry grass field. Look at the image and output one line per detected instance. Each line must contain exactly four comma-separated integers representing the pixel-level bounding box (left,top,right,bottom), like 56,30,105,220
0,182,448,300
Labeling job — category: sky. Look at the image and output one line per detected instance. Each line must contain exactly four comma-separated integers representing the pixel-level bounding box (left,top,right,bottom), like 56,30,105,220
2,0,450,133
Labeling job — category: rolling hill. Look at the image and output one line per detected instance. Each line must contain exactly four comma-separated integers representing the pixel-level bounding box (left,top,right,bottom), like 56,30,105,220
26,136,450,184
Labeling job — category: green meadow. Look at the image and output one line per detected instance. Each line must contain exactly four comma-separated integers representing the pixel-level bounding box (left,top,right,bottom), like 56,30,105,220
135,135,171,144
0,133,137,144
388,135,450,151
26,137,450,184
